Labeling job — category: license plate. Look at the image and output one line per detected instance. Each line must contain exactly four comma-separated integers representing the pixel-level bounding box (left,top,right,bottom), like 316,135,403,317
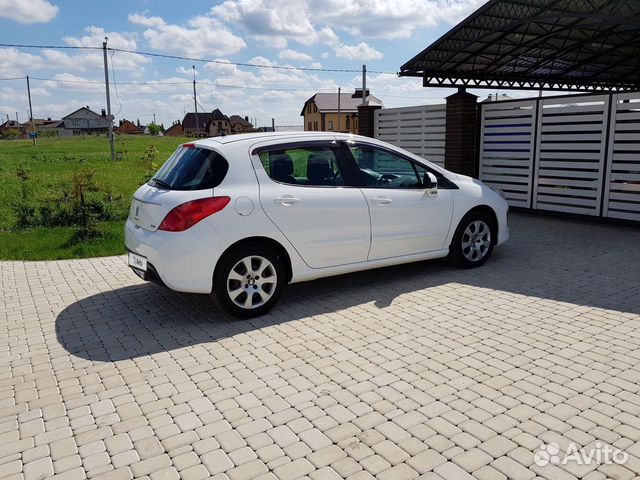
128,252,147,272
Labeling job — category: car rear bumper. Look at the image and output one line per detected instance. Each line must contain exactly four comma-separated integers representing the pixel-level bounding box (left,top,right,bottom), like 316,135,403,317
124,218,224,294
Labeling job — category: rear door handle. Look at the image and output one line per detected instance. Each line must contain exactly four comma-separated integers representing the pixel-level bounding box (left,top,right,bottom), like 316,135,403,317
372,197,392,206
274,195,300,206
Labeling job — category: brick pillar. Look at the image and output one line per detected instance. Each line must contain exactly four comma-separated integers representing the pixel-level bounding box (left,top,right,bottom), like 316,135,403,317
357,104,382,138
445,88,479,177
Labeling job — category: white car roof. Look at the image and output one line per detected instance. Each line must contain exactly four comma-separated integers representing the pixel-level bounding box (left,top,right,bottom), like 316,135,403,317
191,131,368,149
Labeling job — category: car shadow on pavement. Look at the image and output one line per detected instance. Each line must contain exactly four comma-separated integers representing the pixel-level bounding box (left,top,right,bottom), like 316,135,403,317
56,213,640,362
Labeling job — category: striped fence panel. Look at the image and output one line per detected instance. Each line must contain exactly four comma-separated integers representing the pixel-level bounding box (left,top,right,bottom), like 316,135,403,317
479,100,537,208
604,93,640,221
533,96,610,216
374,105,446,166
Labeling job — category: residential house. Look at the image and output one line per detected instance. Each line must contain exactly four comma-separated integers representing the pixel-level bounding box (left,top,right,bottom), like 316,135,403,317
60,106,112,137
209,109,232,136
182,112,213,137
117,119,144,135
38,120,65,137
301,88,383,133
228,115,254,134
0,119,26,137
164,121,184,137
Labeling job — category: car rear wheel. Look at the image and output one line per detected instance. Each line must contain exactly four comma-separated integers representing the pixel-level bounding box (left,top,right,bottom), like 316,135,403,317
448,211,495,268
213,244,285,318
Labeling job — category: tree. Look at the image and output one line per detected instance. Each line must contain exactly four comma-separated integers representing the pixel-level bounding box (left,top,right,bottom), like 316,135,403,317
147,123,161,136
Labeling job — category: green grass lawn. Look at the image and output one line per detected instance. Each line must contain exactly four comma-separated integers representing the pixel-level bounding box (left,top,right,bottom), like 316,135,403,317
0,135,189,260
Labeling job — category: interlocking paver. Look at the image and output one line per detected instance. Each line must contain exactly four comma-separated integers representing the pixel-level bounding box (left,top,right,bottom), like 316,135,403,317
2,214,640,480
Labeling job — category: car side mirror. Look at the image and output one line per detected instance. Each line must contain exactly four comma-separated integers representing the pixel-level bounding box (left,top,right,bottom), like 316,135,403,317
423,172,438,189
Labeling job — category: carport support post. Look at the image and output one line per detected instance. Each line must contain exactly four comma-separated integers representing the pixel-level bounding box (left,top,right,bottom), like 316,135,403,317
445,88,479,177
357,104,382,138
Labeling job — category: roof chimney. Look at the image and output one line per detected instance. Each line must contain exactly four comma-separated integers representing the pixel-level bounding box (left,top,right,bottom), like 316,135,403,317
101,109,106,117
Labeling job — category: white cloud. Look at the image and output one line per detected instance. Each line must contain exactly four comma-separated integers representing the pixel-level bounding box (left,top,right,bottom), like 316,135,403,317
278,49,313,62
63,26,138,50
314,0,485,39
0,0,58,24
212,0,318,45
211,0,484,44
335,42,383,61
128,13,246,57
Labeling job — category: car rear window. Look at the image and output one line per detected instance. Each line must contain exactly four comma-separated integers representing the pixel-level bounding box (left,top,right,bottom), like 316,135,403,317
150,146,229,191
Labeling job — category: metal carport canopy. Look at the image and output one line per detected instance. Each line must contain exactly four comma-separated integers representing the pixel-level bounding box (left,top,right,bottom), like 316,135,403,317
399,0,640,92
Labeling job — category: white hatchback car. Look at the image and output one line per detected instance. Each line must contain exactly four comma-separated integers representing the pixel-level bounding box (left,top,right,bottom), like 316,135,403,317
126,132,508,318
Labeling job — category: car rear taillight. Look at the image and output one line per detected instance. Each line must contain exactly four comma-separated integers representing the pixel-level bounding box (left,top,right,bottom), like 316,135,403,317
158,196,230,232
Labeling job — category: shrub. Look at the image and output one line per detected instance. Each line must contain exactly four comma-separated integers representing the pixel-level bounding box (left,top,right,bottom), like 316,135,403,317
13,201,38,228
141,145,159,182
1,129,21,140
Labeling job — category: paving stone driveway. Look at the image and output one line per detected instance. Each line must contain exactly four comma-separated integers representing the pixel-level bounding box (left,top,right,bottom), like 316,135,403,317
1,213,640,480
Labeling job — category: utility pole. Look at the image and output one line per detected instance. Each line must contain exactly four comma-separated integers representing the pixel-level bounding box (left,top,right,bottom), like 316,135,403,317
361,65,367,106
102,37,115,161
26,75,35,146
337,87,341,132
193,66,200,137
153,112,156,124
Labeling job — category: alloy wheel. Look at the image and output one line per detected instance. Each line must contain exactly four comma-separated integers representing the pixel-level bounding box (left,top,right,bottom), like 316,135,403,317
461,220,491,262
226,255,278,309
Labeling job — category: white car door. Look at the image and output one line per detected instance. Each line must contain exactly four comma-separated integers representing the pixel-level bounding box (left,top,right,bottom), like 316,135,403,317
347,142,454,260
253,140,371,269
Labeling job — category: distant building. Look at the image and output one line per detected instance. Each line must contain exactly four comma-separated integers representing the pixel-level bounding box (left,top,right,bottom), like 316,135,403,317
0,119,26,136
164,121,184,137
182,112,213,137
481,93,514,102
117,119,144,135
60,106,111,137
181,109,255,137
39,120,65,136
209,109,232,136
301,88,383,134
229,115,254,134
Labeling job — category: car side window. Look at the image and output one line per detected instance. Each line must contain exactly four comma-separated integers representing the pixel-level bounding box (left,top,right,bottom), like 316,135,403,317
259,147,345,187
349,145,423,189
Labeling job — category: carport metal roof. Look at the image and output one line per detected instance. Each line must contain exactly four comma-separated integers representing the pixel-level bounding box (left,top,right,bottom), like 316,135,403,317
399,0,640,92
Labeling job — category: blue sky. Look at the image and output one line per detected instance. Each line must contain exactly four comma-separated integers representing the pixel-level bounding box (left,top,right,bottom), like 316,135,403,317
0,0,487,127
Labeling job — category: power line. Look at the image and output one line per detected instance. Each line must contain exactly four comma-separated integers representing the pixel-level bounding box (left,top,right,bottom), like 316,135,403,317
23,76,336,93
0,42,398,75
3,74,445,99
109,47,397,75
0,43,101,51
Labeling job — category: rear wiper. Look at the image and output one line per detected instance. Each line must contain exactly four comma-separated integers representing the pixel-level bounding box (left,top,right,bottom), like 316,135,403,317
151,178,172,190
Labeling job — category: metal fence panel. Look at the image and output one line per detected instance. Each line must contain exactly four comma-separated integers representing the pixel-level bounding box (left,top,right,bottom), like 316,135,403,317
479,100,537,208
375,105,446,166
479,92,640,222
604,93,640,221
533,95,609,216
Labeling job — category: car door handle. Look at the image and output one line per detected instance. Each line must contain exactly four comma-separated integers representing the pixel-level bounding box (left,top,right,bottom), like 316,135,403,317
372,197,392,206
274,195,300,206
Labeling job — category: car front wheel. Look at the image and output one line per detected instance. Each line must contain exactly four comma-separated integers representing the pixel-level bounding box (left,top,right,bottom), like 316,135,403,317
448,212,495,268
213,244,285,318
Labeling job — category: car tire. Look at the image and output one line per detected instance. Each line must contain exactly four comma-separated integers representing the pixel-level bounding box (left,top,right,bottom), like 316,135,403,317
448,211,495,268
213,243,285,318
